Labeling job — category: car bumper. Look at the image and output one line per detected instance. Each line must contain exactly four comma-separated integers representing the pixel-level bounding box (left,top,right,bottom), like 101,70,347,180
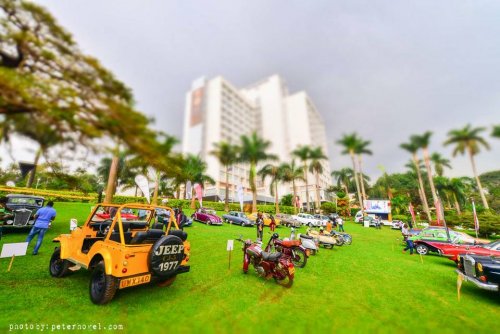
455,269,499,292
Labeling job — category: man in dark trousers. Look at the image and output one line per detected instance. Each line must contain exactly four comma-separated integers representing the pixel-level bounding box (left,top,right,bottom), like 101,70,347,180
26,201,56,255
256,212,264,241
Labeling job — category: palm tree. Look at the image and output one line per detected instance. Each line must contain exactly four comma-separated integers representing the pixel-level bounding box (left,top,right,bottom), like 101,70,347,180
280,160,304,214
210,141,239,212
411,132,438,209
258,163,282,214
430,152,451,177
444,124,490,209
292,146,312,212
492,125,500,138
308,146,327,212
239,132,277,212
400,140,432,221
354,139,372,202
434,176,453,209
337,134,364,212
182,154,216,208
331,167,354,196
449,178,467,215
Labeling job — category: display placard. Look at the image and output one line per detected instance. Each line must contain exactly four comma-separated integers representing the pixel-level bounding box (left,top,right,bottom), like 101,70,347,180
1,242,28,258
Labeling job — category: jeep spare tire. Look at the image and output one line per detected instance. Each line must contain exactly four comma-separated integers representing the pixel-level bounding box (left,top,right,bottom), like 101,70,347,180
149,235,184,277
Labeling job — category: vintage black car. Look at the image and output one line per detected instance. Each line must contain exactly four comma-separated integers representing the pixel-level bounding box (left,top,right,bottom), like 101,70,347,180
0,194,45,228
456,254,500,293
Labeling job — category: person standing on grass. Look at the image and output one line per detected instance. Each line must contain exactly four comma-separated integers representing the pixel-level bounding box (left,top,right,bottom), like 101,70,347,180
337,217,345,232
326,220,332,233
401,223,414,255
269,214,276,232
256,212,264,241
26,201,56,255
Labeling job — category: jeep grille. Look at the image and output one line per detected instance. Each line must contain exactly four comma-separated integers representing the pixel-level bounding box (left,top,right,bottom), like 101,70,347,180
13,209,32,226
464,256,476,277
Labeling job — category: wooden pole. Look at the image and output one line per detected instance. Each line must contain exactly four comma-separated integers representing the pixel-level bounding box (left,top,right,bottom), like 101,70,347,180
7,255,15,272
228,250,231,270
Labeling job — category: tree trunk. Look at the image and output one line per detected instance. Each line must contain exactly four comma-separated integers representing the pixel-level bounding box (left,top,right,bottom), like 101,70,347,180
452,192,462,215
225,165,229,212
357,155,367,201
468,146,489,209
293,180,298,214
26,148,42,188
152,171,160,205
413,154,431,222
303,162,310,212
275,181,279,214
423,147,438,209
315,172,321,213
250,162,257,213
103,155,119,204
350,151,363,214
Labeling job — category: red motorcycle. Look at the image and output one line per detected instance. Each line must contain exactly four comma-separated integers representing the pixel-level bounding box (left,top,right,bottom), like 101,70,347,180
236,237,295,287
265,233,308,268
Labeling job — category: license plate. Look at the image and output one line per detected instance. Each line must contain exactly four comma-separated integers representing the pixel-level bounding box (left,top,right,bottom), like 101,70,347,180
289,267,295,275
119,274,151,289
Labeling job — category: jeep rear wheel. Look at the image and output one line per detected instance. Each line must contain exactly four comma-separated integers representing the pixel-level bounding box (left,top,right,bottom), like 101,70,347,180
89,261,117,305
158,275,177,287
49,248,71,278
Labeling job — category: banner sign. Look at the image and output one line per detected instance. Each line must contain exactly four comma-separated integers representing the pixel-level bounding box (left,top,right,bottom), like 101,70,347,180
364,200,391,214
409,203,416,225
237,183,244,212
134,175,151,204
194,183,203,207
18,162,35,179
472,199,480,236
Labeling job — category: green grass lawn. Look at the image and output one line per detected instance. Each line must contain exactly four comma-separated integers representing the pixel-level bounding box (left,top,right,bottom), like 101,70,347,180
0,202,498,333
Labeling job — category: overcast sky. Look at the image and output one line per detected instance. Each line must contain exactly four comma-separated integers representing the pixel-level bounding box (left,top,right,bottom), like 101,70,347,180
26,0,500,180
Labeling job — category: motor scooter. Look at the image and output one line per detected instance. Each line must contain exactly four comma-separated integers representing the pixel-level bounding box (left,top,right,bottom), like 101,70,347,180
265,233,308,268
293,227,319,255
236,236,295,287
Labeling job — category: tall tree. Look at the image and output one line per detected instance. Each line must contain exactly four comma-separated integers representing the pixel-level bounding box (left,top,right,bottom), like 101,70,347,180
444,124,490,209
337,134,364,212
308,146,327,212
239,132,277,212
210,141,239,212
449,178,467,215
280,160,304,214
292,146,312,212
430,152,451,177
331,167,354,196
492,125,500,138
354,139,372,202
411,132,438,209
258,163,282,214
400,140,432,221
182,154,215,208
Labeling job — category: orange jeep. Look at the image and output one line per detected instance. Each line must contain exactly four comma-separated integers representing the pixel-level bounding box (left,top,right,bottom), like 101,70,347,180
50,203,190,304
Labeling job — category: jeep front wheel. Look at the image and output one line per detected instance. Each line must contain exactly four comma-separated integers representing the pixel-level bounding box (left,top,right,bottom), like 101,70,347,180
49,247,71,278
89,261,117,305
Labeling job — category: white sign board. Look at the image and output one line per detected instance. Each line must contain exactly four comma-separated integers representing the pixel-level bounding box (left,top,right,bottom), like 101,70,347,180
226,240,234,251
0,242,28,258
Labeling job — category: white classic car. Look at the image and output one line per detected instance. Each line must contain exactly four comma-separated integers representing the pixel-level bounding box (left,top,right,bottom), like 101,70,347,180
292,213,323,227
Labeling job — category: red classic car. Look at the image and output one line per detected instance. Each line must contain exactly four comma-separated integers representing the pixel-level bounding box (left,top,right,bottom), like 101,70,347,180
191,207,222,226
96,207,139,220
437,240,500,263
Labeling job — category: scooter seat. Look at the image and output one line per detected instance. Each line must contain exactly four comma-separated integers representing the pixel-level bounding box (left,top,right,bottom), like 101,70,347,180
300,234,314,240
261,251,282,262
281,240,301,247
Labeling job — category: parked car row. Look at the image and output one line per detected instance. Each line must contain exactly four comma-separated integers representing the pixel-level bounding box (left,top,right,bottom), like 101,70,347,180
401,226,500,294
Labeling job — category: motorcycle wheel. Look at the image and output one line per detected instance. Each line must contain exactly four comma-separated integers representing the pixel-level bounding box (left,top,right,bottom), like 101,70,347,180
290,247,307,268
343,235,352,245
274,269,294,288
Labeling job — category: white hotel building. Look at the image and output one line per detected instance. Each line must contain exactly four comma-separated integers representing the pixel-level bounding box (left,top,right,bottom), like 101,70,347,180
182,75,332,209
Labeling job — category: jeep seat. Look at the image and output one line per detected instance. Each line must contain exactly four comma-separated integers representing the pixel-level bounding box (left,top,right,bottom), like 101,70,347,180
168,229,188,241
109,222,132,244
129,229,165,244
